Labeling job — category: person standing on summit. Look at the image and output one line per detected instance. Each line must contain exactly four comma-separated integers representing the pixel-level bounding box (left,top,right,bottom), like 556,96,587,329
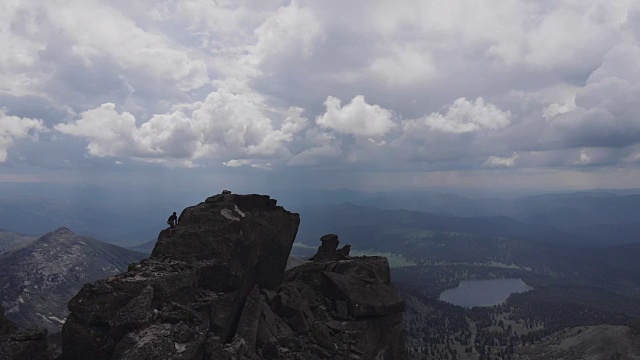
167,212,178,233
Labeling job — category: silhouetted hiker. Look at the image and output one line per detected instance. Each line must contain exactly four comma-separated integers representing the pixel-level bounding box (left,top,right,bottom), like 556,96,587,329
167,212,178,233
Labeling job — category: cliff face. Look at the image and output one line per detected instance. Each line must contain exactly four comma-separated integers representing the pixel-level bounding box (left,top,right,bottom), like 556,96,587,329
59,192,406,360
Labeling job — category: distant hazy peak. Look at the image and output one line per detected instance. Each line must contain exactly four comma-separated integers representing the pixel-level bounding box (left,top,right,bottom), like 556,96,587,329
51,227,74,235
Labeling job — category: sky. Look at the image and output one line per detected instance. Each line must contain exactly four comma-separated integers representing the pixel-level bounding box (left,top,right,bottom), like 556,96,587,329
3,0,640,193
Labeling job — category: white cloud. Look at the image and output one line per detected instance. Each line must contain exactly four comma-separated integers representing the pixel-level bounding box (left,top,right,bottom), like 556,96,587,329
223,159,272,170
544,92,577,120
0,0,50,97
0,110,46,162
51,1,210,91
484,152,519,168
54,103,138,158
540,43,640,149
0,0,209,102
316,95,395,137
223,159,253,168
417,97,511,134
55,89,308,166
575,150,592,165
251,3,322,65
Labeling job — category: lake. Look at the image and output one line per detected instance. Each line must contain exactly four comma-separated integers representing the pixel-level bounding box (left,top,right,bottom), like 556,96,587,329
439,278,533,307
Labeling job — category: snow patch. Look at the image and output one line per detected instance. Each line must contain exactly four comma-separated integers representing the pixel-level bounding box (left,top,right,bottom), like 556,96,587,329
37,313,53,323
47,315,66,324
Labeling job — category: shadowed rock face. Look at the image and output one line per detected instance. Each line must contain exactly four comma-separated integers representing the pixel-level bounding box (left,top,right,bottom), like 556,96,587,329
254,257,406,360
59,192,406,360
0,305,18,336
0,305,48,360
152,193,300,291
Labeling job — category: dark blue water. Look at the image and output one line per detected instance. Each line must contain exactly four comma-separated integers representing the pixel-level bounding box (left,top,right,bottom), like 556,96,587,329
439,278,532,307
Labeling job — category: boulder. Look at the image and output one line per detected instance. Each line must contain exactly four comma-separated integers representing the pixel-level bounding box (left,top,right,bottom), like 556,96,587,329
309,234,352,262
309,234,339,261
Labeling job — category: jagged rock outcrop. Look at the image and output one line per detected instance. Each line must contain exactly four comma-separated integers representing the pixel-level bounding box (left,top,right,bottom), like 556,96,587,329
309,234,352,262
0,305,49,360
59,192,406,360
249,256,406,360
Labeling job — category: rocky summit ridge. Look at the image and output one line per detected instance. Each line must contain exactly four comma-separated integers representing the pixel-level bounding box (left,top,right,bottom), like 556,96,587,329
5,192,406,359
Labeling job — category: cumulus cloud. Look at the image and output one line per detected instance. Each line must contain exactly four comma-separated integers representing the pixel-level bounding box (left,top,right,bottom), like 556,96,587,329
251,3,322,65
0,0,209,108
575,149,592,165
0,0,49,97
56,1,209,91
0,111,46,162
484,152,519,168
412,97,511,134
55,89,308,166
54,103,138,158
316,95,395,137
540,43,640,150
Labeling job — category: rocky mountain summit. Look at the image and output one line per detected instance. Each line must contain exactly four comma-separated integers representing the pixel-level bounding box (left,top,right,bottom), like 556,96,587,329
59,192,407,360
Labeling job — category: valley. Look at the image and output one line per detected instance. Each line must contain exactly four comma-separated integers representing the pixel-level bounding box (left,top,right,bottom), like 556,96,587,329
291,200,640,359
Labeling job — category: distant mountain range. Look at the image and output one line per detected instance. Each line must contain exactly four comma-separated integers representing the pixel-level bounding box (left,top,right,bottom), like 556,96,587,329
126,239,157,254
295,202,579,248
352,191,640,247
4,189,640,248
0,227,145,331
0,196,166,246
0,229,35,252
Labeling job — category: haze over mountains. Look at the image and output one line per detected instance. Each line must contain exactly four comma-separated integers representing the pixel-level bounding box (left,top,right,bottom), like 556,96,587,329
0,230,35,253
292,190,640,247
3,186,640,248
